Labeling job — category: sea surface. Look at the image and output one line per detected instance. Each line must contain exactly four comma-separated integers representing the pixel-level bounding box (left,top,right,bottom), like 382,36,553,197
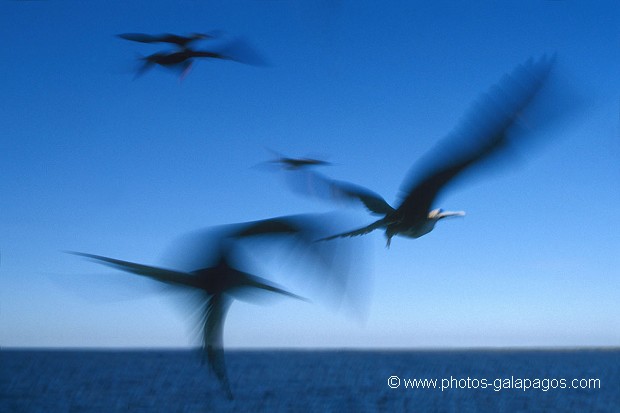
1,349,618,412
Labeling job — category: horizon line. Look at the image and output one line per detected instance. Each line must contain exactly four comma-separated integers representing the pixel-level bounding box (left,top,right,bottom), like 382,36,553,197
2,345,619,352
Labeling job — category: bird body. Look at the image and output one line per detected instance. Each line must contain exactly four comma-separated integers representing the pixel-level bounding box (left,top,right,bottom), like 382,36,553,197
387,208,466,241
144,49,226,65
320,208,465,246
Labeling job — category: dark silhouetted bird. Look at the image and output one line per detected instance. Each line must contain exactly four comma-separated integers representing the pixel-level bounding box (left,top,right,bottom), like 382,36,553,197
68,214,359,398
70,250,303,399
263,148,331,170
130,39,265,78
273,56,558,247
120,32,266,79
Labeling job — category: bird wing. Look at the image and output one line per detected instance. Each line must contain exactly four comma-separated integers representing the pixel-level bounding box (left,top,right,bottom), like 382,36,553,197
264,148,331,170
283,168,395,216
117,33,158,43
161,215,328,272
133,59,155,79
226,215,341,274
227,214,367,271
67,251,201,289
155,33,188,45
396,55,555,221
179,61,193,80
162,213,366,313
163,215,318,274
318,217,390,241
213,37,267,66
201,293,234,399
232,271,309,302
228,216,306,238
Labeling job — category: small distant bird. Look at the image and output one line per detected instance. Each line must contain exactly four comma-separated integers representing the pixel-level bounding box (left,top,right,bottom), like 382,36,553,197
275,56,558,247
117,32,218,50
124,35,266,79
68,214,355,398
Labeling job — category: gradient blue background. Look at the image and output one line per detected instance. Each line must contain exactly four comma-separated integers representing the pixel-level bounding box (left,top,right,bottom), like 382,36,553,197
1,0,619,349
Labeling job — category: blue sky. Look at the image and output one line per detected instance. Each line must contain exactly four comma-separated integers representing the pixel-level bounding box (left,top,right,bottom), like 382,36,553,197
1,0,619,348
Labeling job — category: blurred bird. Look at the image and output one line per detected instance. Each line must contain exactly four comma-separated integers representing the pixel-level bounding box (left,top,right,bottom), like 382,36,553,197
117,32,218,50
121,33,266,79
68,214,357,398
69,250,304,399
273,55,558,247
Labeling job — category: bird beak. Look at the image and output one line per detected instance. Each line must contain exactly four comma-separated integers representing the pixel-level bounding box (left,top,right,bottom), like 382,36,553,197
439,211,466,219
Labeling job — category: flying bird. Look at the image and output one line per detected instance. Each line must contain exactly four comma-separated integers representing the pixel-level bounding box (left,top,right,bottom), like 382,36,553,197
69,250,304,400
68,214,358,398
274,56,558,247
120,33,266,79
260,148,331,170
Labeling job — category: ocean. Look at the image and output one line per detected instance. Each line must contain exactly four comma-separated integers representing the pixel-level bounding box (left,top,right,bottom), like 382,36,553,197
1,349,618,412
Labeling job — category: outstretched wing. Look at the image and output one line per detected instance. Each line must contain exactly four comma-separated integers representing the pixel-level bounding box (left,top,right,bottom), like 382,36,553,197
396,55,555,222
318,217,390,241
229,216,309,238
133,59,155,79
265,148,331,170
67,251,201,289
164,213,365,312
214,36,267,66
281,168,395,216
231,270,309,302
118,32,218,48
226,214,363,274
171,215,326,267
117,33,160,44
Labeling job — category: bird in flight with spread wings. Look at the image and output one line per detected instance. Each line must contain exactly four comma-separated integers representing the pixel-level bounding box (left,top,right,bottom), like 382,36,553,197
262,148,332,170
68,214,356,399
273,56,559,247
118,32,266,79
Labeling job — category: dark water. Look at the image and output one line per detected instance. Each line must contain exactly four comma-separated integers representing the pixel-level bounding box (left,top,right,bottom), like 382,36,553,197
1,349,618,412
